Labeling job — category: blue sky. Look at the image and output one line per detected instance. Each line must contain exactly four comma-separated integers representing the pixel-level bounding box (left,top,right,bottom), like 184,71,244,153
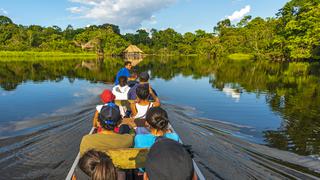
0,0,289,34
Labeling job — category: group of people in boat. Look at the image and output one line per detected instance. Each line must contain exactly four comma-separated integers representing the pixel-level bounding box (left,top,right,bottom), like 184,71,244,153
74,61,198,180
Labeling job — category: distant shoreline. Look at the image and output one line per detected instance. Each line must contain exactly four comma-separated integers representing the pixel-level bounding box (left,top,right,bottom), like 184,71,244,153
0,51,97,58
0,51,255,61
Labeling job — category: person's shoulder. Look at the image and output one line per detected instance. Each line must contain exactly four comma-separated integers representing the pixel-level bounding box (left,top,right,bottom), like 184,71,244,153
124,85,130,89
96,104,103,112
109,132,135,139
82,133,104,140
135,133,154,140
128,84,138,92
80,134,99,147
134,134,155,148
113,85,120,89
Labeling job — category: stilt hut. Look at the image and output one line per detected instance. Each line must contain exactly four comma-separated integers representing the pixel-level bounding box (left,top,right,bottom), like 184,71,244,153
123,45,143,59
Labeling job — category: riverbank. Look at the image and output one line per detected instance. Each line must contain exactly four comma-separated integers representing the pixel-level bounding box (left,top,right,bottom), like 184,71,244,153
228,53,254,61
0,51,96,58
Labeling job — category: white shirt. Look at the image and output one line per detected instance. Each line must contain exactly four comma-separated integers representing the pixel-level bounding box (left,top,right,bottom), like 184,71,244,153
112,85,130,100
96,103,107,113
134,102,153,119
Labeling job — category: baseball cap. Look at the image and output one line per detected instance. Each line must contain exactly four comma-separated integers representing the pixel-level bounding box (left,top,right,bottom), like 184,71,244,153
98,103,121,130
145,138,194,180
100,89,115,103
139,72,150,82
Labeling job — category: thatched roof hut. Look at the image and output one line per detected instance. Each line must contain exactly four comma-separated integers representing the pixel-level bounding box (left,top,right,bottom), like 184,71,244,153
123,45,143,54
123,45,144,59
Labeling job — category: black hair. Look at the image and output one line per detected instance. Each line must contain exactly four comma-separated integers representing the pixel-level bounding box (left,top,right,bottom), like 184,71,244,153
136,85,149,100
139,72,150,82
119,76,128,87
124,61,131,66
146,107,169,130
79,150,117,180
139,77,149,82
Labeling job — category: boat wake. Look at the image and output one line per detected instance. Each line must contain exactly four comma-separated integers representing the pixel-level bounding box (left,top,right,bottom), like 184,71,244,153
0,101,96,180
165,104,320,179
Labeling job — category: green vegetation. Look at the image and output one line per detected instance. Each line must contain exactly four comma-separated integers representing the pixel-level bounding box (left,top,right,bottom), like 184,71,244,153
0,0,319,61
228,53,253,61
0,51,96,57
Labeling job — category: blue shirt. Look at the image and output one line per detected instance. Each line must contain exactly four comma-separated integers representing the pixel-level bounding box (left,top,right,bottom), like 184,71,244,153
134,133,180,148
127,83,141,100
115,68,130,85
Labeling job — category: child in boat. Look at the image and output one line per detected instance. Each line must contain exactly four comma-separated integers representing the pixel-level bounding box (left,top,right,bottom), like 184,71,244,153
127,72,150,101
80,104,134,155
93,89,132,133
112,76,130,117
112,76,130,100
92,89,116,131
130,84,160,120
128,72,158,101
144,138,197,180
78,150,118,180
134,107,179,148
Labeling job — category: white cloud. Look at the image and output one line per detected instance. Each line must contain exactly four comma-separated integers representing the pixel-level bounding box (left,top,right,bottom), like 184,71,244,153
68,0,176,29
67,7,86,13
227,5,251,21
150,15,157,24
0,8,8,15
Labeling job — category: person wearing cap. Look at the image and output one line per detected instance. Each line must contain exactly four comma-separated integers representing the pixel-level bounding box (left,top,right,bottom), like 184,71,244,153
144,138,197,180
80,100,134,155
114,61,132,85
127,71,158,101
92,89,117,130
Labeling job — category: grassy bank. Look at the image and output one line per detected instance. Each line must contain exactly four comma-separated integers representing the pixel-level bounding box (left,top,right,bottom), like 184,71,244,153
0,51,97,58
228,53,254,61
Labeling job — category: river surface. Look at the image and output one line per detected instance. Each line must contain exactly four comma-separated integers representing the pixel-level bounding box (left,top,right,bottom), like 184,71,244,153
0,56,320,179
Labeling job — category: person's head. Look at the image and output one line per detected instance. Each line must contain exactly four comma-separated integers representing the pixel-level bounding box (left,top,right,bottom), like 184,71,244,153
124,61,132,70
100,89,115,104
98,104,121,131
131,68,138,79
119,76,128,87
136,84,149,101
144,138,196,180
79,150,117,180
146,107,169,131
139,72,150,83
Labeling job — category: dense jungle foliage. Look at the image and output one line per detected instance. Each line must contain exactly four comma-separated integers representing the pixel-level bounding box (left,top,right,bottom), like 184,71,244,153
0,0,319,61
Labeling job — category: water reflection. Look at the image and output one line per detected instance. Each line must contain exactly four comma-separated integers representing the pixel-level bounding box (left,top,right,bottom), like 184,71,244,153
137,57,320,156
1,56,320,156
222,85,242,102
0,58,124,91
